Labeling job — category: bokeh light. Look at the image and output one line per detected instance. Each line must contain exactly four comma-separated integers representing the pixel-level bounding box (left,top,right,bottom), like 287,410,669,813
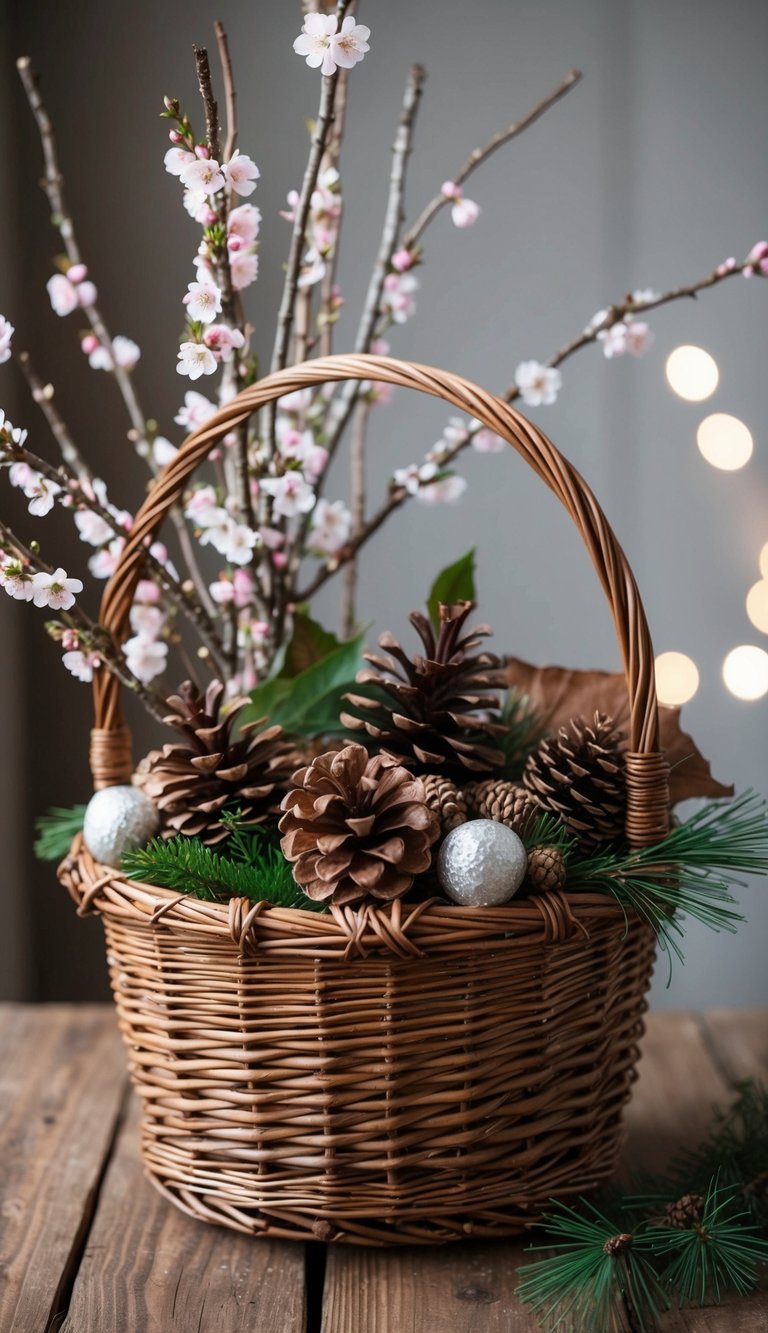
655,651,700,706
759,543,768,581
665,345,719,401
722,645,768,701
696,413,753,470
746,581,768,634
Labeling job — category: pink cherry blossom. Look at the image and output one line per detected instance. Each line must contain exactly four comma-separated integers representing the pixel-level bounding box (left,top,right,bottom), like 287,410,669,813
7,461,34,491
88,336,141,372
152,436,179,467
124,634,168,684
232,568,255,607
0,560,34,601
717,257,737,277
179,157,225,195
164,146,195,176
744,241,768,278
61,628,80,651
272,551,288,570
184,485,220,523
176,341,217,379
223,151,260,198
390,249,414,273
129,602,165,637
597,323,629,359
183,280,222,324
472,427,504,453
417,474,467,505
624,320,654,356
25,475,62,517
441,181,462,201
76,279,98,307
228,203,261,247
203,324,245,362
67,263,88,284
514,360,562,406
332,16,371,69
293,13,370,76
47,273,79,317
31,567,83,610
62,649,100,682
175,391,217,431
209,576,235,605
260,472,316,519
230,252,259,291
393,462,437,495
88,536,125,579
183,190,214,224
309,499,351,555
381,271,418,324
0,315,15,364
259,526,285,551
81,333,100,355
0,409,27,447
135,579,160,604
451,197,480,228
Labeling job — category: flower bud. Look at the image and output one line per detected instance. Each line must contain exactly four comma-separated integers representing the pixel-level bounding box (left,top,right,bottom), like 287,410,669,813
81,334,100,355
169,129,184,144
67,263,88,284
164,96,180,116
195,143,210,160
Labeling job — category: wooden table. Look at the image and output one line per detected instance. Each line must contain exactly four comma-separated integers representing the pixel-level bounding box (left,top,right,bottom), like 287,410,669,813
1,1005,766,1331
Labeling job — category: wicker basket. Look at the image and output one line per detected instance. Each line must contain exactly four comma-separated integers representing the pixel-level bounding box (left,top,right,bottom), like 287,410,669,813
60,353,669,1246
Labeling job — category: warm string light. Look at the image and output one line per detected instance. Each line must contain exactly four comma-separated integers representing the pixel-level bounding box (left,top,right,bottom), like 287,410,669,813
665,345,719,401
722,645,768,701
696,413,753,471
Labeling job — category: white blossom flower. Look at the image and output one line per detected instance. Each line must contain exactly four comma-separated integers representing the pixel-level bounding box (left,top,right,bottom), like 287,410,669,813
585,307,610,334
514,360,562,407
183,280,222,325
393,461,437,495
278,388,314,416
230,252,259,291
129,603,165,637
74,508,113,547
0,560,34,601
260,472,316,519
179,157,225,195
184,485,220,524
631,288,660,305
624,320,654,356
298,248,326,289
472,427,504,453
294,13,370,76
597,323,629,359
223,151,260,198
164,146,195,177
62,648,100,682
31,567,83,610
417,474,467,505
209,576,235,605
152,436,179,467
228,203,261,247
203,324,245,362
175,391,217,431
176,341,217,380
148,541,178,581
182,189,214,224
330,16,371,71
381,271,418,324
7,461,34,490
0,315,14,364
124,634,168,684
47,273,78,317
88,537,125,579
25,475,62,517
217,520,260,566
451,197,480,228
76,279,98,307
309,499,351,555
88,335,141,372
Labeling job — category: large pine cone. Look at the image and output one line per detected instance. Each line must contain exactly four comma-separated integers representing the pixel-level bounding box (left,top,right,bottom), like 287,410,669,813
522,712,626,851
341,601,507,779
134,679,297,844
279,743,439,906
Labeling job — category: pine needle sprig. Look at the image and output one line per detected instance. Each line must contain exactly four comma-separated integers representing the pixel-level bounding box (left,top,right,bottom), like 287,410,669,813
566,793,768,965
496,688,547,780
121,832,325,911
34,804,87,861
647,1175,768,1308
522,809,576,860
516,1198,668,1332
668,1081,768,1227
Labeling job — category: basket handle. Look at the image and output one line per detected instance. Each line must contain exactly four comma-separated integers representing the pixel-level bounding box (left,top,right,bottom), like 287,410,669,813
91,353,669,846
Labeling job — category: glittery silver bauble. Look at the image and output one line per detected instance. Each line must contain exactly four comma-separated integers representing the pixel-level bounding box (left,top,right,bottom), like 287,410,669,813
83,785,160,867
437,818,527,906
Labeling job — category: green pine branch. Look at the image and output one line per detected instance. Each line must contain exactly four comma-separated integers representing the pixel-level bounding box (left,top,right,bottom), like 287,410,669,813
34,804,87,861
497,688,548,780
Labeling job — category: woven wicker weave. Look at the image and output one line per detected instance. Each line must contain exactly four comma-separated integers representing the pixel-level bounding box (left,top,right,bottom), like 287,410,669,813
60,353,668,1245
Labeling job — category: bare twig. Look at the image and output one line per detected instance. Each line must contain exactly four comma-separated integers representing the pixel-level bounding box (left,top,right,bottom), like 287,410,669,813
403,68,582,250
17,352,92,482
317,2,357,359
214,22,238,163
296,256,748,603
320,63,426,457
0,519,167,721
193,45,221,161
341,395,372,636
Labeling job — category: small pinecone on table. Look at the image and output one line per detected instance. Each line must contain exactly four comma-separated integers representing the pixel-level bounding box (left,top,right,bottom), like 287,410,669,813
522,712,626,852
464,778,537,835
280,743,439,906
526,845,567,893
341,601,508,779
421,774,467,835
134,680,297,845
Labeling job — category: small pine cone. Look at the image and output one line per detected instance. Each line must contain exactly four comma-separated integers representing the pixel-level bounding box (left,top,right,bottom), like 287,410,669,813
526,845,567,893
465,778,536,834
421,774,467,835
663,1193,705,1228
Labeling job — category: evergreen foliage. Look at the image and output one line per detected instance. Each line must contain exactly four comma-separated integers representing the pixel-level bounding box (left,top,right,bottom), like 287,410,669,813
34,804,87,861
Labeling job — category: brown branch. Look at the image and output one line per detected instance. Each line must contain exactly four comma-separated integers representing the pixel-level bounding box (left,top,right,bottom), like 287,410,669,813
193,45,221,162
0,519,168,722
17,351,92,482
403,68,582,250
214,22,237,163
341,396,372,636
317,2,357,358
296,256,750,604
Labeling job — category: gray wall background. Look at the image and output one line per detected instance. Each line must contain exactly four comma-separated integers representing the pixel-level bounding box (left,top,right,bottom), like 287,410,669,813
0,0,766,1006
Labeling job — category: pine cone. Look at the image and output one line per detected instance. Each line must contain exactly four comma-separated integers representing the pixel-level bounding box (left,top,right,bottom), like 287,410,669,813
422,774,467,835
341,601,507,778
279,743,439,906
464,778,536,834
522,712,626,851
526,845,567,893
663,1193,705,1228
134,680,296,845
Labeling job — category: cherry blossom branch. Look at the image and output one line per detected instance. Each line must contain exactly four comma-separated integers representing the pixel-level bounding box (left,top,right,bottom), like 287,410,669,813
295,255,750,603
320,63,426,455
318,65,350,359
402,68,582,250
341,395,372,636
193,44,221,160
17,351,93,482
214,22,238,164
17,55,218,622
0,520,168,721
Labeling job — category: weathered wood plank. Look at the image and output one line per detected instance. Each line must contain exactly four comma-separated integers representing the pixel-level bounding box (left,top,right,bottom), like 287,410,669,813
701,1008,768,1084
61,1094,307,1333
320,1011,758,1333
0,1003,127,1333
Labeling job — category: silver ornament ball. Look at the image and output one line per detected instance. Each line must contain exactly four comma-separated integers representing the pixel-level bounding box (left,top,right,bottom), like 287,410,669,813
83,785,160,867
437,818,528,906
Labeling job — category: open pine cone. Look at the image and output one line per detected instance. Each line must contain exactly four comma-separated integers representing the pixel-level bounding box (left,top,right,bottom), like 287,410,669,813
279,743,439,906
341,601,507,778
522,711,626,851
134,679,297,844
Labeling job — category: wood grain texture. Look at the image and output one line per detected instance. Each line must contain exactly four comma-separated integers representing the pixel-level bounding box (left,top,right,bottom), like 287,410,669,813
0,1003,127,1333
61,1095,306,1333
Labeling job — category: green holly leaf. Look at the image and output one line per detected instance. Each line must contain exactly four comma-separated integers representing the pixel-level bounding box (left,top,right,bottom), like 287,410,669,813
242,616,367,738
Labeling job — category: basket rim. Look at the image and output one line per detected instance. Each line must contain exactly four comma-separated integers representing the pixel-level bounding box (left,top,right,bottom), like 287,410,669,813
60,835,645,959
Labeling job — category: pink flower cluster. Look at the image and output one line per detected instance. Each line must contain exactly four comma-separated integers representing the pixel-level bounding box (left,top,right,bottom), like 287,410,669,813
293,14,370,77
744,241,768,278
124,579,168,684
47,264,97,317
441,181,481,229
184,485,260,566
281,168,341,290
0,556,82,610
